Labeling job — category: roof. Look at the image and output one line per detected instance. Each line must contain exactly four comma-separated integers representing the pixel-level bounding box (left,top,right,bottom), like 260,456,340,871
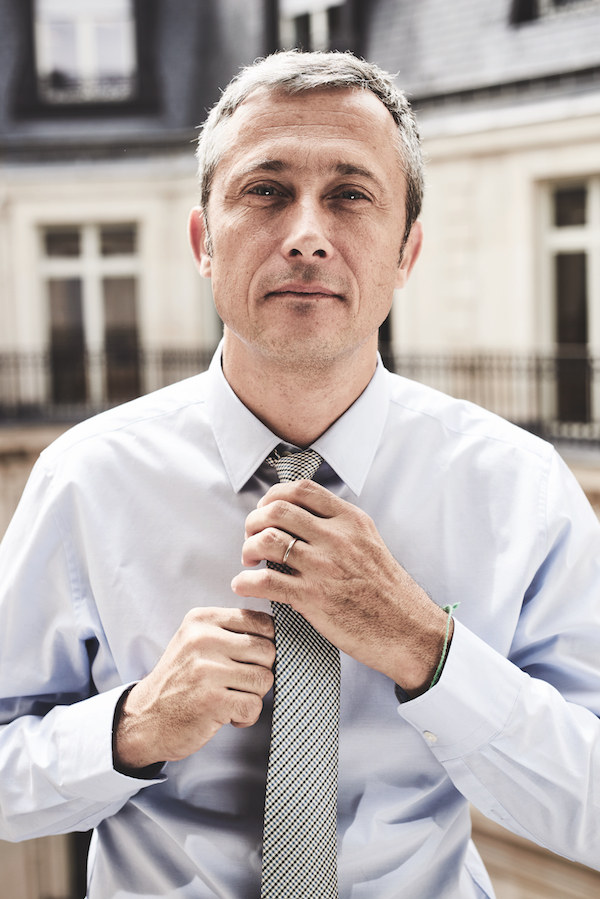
367,0,600,100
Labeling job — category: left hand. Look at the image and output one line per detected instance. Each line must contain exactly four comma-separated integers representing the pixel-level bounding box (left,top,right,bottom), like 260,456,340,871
231,479,449,693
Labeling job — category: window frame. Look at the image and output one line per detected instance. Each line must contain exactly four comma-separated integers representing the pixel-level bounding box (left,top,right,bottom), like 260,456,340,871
539,176,600,422
276,0,361,54
39,221,142,405
511,0,599,24
13,0,158,119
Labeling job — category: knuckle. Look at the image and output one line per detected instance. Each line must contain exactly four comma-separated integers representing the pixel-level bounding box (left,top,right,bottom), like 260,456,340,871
246,632,275,661
232,692,263,725
270,500,291,522
287,480,312,502
242,609,275,637
264,640,277,666
182,606,203,626
182,606,220,629
262,569,281,591
264,667,275,692
257,664,275,694
264,527,283,549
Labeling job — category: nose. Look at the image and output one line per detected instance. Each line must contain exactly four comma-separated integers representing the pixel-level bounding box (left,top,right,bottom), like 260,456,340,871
281,199,333,260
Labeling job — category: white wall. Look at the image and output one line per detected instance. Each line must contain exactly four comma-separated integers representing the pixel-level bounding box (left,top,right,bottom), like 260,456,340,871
393,95,600,354
0,153,220,354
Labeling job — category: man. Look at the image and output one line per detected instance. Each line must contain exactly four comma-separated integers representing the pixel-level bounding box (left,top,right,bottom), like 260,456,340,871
1,50,600,898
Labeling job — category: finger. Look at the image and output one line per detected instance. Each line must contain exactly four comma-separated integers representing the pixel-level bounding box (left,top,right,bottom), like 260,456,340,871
257,479,344,517
244,499,321,543
185,606,275,640
227,631,277,670
231,567,293,602
228,691,267,728
184,617,275,667
241,527,304,569
226,658,275,697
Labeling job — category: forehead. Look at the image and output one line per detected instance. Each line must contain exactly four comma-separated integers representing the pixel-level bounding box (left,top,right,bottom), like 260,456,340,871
213,86,401,184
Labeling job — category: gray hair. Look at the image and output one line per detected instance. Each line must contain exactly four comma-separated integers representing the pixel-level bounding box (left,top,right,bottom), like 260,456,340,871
195,50,424,245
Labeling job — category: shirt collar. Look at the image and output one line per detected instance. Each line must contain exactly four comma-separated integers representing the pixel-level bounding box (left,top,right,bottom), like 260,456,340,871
206,342,390,496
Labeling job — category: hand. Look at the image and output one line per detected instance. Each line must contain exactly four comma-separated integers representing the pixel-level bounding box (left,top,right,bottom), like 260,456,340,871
114,607,275,769
231,481,449,693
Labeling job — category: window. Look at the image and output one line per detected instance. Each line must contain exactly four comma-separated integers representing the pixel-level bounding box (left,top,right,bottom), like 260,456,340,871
510,0,539,23
40,223,141,405
279,0,345,51
34,0,137,104
14,0,157,116
542,179,600,423
511,0,595,23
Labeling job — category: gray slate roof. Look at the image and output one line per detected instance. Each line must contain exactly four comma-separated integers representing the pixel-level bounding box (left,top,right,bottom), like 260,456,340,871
367,0,600,99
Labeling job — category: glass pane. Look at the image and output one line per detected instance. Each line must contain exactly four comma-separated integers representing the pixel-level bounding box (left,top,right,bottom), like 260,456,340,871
48,278,87,404
554,187,587,227
46,21,78,79
36,0,132,23
103,277,137,326
96,22,134,78
294,14,311,49
554,252,589,423
280,0,343,13
100,224,137,256
310,10,329,51
103,277,140,401
510,0,539,24
35,0,136,103
44,227,81,257
49,277,83,327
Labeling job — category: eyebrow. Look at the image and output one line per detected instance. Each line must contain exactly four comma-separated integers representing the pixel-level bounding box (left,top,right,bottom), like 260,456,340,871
232,158,386,192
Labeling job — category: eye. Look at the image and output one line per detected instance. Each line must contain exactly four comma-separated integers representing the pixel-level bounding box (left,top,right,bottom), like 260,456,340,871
333,188,370,202
247,184,284,197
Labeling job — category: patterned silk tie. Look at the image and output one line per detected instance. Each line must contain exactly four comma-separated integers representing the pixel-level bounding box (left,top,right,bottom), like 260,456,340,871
260,447,341,899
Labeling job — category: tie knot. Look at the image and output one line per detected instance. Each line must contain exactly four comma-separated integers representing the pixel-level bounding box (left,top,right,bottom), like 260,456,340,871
267,447,323,483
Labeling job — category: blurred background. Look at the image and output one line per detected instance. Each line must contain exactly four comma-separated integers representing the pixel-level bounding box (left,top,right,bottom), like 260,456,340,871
1,0,600,896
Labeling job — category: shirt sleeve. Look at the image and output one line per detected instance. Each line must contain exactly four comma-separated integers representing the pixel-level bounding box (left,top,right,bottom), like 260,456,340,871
0,458,164,843
399,451,600,871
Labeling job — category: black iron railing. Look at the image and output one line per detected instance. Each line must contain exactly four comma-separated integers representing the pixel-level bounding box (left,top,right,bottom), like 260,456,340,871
1,345,600,446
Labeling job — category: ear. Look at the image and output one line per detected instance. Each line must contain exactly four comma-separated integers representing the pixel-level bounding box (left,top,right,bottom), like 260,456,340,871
188,206,212,278
394,221,423,290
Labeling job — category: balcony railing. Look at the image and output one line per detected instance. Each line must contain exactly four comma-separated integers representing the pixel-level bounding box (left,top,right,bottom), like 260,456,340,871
1,346,600,446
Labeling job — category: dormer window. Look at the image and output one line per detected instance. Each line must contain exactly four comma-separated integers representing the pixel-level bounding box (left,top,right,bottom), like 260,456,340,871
279,0,345,52
33,0,137,105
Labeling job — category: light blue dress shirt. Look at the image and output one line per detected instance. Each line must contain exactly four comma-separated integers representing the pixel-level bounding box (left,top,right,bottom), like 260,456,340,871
1,345,600,898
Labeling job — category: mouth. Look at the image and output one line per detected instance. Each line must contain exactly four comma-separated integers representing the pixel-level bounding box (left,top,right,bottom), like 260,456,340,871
265,283,342,301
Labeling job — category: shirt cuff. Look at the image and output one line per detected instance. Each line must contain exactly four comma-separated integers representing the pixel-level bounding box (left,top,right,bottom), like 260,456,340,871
397,619,528,760
55,685,166,803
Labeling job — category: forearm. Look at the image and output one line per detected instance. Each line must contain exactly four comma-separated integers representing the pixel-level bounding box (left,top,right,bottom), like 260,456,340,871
0,686,162,842
401,621,600,870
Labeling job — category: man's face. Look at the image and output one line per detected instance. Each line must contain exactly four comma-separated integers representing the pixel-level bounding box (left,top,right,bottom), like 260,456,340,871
189,87,422,373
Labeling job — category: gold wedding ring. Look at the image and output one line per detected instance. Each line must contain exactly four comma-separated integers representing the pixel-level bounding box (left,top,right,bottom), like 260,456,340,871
282,536,298,566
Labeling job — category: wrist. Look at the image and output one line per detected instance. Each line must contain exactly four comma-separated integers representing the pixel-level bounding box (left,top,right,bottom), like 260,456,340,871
395,604,457,702
112,684,165,775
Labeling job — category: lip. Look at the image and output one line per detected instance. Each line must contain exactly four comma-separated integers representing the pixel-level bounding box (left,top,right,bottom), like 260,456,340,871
266,282,341,298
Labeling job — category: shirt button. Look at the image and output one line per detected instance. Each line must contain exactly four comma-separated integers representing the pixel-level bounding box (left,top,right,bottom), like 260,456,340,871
423,730,438,744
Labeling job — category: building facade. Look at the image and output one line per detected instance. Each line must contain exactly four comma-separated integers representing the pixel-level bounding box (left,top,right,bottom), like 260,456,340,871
0,0,268,420
365,0,600,439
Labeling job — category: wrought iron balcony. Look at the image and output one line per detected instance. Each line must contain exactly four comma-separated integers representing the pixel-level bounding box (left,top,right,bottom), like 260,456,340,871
1,345,599,447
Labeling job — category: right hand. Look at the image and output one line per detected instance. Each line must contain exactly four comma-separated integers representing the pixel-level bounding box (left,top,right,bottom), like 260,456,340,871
113,607,275,770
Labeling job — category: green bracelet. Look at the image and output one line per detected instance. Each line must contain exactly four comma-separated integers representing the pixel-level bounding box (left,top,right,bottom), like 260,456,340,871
428,603,459,690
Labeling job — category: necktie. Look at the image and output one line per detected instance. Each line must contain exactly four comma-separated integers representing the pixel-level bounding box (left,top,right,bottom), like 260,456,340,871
260,447,341,899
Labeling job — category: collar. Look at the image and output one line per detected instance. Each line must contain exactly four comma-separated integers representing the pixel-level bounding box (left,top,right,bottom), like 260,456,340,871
206,342,390,496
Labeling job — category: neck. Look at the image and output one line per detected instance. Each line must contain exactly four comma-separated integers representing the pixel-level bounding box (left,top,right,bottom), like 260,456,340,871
221,332,378,446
